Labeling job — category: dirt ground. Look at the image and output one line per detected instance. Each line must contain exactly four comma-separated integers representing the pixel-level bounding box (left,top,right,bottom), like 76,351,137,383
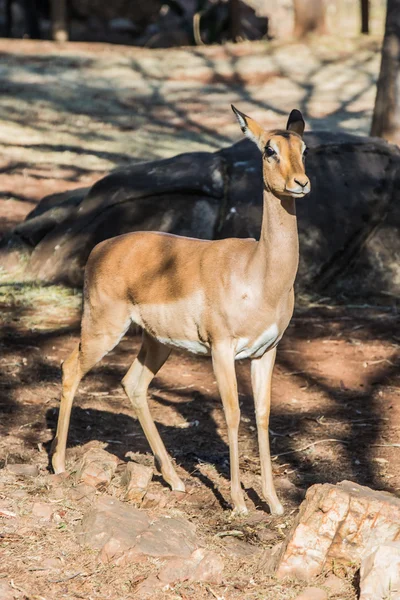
1,282,400,600
1,36,400,600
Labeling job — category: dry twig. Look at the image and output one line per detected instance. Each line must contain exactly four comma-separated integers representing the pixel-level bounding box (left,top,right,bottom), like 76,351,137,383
272,438,349,459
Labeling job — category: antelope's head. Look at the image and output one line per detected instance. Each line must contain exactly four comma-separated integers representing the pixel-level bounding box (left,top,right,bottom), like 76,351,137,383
231,105,310,199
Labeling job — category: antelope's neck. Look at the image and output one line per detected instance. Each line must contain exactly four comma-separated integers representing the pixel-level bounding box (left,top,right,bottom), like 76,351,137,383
252,187,299,299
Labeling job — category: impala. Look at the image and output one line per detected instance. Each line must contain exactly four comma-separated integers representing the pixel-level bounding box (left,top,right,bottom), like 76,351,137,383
52,106,310,515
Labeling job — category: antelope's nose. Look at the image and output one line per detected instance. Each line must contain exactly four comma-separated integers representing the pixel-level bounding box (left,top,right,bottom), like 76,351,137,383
294,177,309,189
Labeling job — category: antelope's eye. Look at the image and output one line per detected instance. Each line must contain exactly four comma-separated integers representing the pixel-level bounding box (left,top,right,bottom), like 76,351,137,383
265,146,276,157
303,147,309,157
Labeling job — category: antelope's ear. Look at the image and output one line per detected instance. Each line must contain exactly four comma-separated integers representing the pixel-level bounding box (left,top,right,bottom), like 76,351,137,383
231,104,264,149
286,109,305,137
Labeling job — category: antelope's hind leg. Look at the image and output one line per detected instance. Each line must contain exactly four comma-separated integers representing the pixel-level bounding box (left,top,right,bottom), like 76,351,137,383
52,303,131,474
122,332,185,493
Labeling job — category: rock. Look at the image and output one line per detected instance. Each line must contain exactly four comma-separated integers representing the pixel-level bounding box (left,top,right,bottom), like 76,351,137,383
133,574,163,598
67,483,96,502
104,546,146,567
6,463,39,477
31,502,54,521
322,574,345,594
359,542,400,600
158,548,224,584
274,481,400,581
75,448,118,488
137,516,198,558
140,491,168,509
0,581,14,600
77,496,150,550
121,461,153,502
78,496,201,564
294,588,328,600
99,536,131,563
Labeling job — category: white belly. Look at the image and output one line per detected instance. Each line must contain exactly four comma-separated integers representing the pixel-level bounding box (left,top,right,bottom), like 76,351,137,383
235,323,280,360
155,336,210,355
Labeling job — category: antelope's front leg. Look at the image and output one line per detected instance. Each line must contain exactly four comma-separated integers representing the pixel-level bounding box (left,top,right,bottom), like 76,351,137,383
251,347,284,516
212,343,247,515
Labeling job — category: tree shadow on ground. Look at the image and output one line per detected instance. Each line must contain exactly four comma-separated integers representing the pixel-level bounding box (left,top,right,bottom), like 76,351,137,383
1,306,398,510
15,305,390,510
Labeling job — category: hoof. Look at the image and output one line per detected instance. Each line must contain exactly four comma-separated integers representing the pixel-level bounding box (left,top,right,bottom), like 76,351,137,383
51,455,66,475
270,502,284,516
171,479,186,493
231,505,248,517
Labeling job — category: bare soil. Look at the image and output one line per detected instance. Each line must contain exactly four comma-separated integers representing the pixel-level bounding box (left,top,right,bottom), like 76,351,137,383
1,36,399,600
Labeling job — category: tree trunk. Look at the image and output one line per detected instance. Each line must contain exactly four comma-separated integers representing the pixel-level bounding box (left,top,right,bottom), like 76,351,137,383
293,0,326,39
51,0,68,42
4,0,12,37
360,0,369,34
229,0,241,41
370,0,400,145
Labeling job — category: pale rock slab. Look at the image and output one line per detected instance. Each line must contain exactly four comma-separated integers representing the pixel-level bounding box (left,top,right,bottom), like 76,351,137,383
274,481,400,580
121,461,153,502
75,448,118,488
359,542,400,600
